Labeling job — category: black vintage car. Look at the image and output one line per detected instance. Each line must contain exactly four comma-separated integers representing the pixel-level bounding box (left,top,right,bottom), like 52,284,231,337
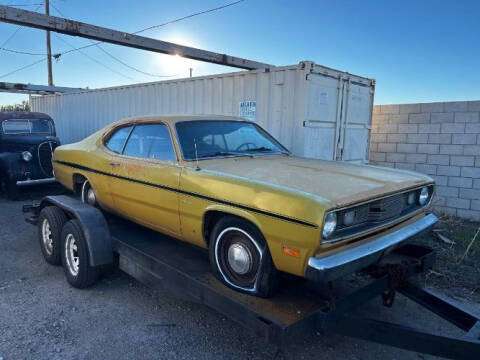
0,111,60,199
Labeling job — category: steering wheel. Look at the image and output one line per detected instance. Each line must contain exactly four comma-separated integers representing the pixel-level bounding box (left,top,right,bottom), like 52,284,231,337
235,142,256,151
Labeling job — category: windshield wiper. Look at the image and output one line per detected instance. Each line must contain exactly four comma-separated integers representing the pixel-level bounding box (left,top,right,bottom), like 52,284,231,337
246,146,290,155
198,151,253,158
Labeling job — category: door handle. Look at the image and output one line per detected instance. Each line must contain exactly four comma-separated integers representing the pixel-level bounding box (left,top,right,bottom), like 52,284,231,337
109,162,120,167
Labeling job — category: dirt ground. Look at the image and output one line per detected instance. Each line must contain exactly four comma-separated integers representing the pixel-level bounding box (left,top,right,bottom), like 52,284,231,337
1,186,479,360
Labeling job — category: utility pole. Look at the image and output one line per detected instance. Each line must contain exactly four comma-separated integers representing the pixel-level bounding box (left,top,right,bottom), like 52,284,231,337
189,68,193,78
45,0,53,86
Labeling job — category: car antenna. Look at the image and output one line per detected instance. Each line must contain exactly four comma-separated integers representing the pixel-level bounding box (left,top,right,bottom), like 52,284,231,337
193,138,201,171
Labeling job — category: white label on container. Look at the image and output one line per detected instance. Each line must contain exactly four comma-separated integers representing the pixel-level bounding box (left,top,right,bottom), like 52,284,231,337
319,92,328,105
239,101,256,122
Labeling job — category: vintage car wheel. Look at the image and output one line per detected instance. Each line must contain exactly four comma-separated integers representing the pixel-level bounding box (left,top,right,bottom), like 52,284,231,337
209,217,278,297
81,180,96,206
37,206,68,265
61,220,100,288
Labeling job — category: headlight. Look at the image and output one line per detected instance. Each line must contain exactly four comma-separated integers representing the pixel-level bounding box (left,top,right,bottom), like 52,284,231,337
322,212,337,239
418,187,429,205
22,151,32,162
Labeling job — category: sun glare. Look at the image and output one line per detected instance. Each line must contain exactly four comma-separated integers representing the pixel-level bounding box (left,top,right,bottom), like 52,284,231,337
154,36,198,77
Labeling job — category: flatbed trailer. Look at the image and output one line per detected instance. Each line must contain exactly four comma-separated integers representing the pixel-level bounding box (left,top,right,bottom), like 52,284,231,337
24,195,480,359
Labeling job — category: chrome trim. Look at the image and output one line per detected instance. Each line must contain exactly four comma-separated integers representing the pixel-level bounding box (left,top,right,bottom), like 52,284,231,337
307,213,438,282
16,177,56,186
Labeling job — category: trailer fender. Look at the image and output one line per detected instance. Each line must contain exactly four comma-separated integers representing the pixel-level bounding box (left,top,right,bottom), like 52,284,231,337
39,195,113,267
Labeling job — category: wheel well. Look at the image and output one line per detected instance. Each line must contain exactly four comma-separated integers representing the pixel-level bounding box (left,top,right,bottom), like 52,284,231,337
202,211,262,245
72,174,87,195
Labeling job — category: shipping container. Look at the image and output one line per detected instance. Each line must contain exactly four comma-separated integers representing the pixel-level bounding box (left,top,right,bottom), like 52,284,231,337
31,61,375,162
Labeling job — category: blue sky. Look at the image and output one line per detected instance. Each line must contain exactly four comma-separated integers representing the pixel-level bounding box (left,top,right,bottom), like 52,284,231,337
1,0,479,106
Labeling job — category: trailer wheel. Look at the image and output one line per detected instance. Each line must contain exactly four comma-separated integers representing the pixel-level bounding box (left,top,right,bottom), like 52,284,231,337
209,217,278,297
61,219,100,288
37,206,68,265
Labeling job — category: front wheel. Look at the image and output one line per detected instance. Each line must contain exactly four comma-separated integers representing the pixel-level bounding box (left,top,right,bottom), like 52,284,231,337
209,217,278,297
61,220,100,288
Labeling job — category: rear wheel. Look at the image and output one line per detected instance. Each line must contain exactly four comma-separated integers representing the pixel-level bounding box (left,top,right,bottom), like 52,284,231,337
37,206,68,265
81,180,96,206
209,216,278,297
61,220,100,288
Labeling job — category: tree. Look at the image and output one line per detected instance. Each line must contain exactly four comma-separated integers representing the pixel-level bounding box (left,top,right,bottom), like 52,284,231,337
0,100,30,112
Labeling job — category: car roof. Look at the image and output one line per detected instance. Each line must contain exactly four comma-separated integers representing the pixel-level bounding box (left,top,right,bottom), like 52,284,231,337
112,115,248,127
0,111,52,121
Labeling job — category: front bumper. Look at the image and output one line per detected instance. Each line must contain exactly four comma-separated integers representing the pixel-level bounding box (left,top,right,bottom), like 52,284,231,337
16,177,57,186
305,213,438,283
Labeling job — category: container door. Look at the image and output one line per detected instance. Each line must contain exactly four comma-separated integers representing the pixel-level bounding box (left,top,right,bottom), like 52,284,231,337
303,73,343,160
337,79,373,163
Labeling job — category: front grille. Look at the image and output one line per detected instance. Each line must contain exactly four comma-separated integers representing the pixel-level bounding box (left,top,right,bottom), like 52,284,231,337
38,141,59,177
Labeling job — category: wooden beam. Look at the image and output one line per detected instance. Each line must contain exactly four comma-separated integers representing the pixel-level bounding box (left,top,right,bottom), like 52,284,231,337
0,82,82,94
0,5,272,70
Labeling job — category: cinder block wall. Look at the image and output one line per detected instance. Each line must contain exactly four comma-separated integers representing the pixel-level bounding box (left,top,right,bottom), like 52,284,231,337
370,100,480,220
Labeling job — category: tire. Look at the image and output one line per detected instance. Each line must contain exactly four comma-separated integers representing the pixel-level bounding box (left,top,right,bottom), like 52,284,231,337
81,180,96,206
209,216,278,297
61,219,100,288
37,206,68,265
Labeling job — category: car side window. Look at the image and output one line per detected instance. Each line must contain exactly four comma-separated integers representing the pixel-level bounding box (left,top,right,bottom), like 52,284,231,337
123,124,176,161
105,126,133,153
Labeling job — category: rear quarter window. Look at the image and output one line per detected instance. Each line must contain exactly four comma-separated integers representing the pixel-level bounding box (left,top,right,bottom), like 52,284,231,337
105,126,133,153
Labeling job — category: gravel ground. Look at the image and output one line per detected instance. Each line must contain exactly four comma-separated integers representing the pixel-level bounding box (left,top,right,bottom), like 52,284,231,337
1,186,479,360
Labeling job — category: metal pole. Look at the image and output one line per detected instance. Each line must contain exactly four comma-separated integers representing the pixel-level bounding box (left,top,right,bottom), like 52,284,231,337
189,68,192,78
45,0,53,86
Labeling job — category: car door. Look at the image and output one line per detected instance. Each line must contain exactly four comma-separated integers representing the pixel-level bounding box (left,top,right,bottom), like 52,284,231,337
108,122,182,237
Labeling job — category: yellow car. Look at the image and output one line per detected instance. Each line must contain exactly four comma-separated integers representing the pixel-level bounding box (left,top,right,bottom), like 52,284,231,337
52,115,437,297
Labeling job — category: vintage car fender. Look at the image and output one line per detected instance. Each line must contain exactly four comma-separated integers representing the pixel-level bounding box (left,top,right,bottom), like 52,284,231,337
0,152,23,181
202,203,263,233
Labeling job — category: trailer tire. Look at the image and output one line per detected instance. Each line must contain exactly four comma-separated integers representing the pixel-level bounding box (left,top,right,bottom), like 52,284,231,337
209,216,278,297
38,206,68,265
61,219,100,288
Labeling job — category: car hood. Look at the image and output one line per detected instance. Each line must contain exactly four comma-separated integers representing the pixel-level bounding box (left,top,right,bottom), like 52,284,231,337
198,155,433,208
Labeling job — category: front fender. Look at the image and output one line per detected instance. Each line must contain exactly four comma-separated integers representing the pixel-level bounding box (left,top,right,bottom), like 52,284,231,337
0,152,22,181
203,204,263,231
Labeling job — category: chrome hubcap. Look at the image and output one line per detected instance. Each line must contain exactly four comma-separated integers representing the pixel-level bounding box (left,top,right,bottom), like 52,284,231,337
41,219,53,255
65,234,79,276
86,188,96,205
227,242,252,275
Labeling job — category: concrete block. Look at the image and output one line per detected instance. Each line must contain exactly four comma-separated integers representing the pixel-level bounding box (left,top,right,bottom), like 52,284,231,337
461,167,480,178
408,134,429,144
436,186,458,197
421,102,444,113
439,144,463,155
432,195,446,206
415,163,437,175
396,143,417,153
444,101,468,112
373,106,381,114
369,144,377,152
471,200,480,211
380,105,400,114
452,133,476,144
399,103,421,114
370,152,386,162
417,144,439,154
437,165,460,176
406,153,427,163
434,206,457,217
459,188,480,200
378,143,396,152
455,112,479,123
431,175,448,186
387,133,407,143
398,124,418,134
376,162,395,168
428,134,452,144
457,209,480,221
395,162,415,171
371,133,387,143
408,113,430,124
468,101,480,112
431,112,454,123
464,145,480,156
418,124,441,134
372,114,389,124
376,124,398,134
450,156,475,167
427,154,450,165
446,197,470,209
448,177,472,188
386,153,406,162
466,123,480,133
441,123,465,134
389,114,409,124
473,179,480,189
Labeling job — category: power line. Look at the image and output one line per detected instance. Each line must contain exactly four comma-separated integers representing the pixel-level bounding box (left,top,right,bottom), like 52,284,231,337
0,3,43,6
0,57,46,79
0,2,42,48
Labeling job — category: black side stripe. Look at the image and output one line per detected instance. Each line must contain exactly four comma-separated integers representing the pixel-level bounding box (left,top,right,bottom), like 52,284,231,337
54,160,318,228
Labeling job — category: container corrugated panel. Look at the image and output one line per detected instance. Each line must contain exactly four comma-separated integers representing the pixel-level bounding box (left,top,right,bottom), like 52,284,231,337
31,61,375,162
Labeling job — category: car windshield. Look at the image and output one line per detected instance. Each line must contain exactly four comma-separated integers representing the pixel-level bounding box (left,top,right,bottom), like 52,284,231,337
176,120,289,160
1,119,54,135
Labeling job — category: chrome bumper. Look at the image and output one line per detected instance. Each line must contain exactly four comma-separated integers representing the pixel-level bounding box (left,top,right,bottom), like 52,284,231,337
16,177,57,186
305,213,438,283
